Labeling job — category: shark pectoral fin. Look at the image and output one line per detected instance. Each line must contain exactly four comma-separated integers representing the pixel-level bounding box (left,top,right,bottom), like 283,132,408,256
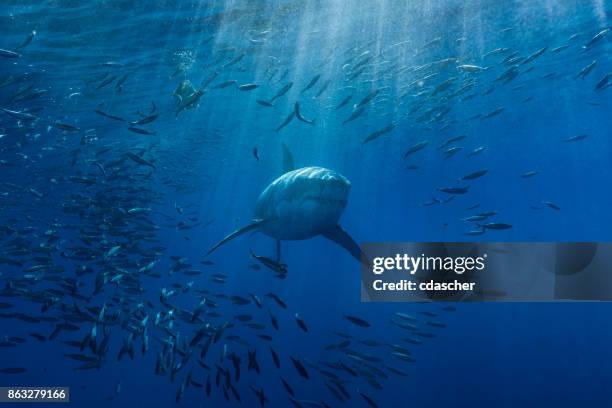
281,142,295,173
207,218,268,255
322,225,367,264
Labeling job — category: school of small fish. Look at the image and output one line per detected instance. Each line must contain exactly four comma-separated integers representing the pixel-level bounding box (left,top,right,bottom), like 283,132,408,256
1,1,611,406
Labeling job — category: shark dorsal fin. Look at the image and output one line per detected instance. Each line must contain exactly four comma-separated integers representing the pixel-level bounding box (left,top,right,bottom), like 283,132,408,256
281,142,295,173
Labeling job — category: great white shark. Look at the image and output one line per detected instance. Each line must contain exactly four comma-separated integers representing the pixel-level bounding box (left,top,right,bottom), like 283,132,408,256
207,147,362,262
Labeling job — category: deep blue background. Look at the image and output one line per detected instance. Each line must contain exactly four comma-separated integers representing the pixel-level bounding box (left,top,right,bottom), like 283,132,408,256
2,0,612,407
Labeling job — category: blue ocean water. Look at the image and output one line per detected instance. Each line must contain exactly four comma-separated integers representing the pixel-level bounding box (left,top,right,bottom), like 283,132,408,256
2,1,612,407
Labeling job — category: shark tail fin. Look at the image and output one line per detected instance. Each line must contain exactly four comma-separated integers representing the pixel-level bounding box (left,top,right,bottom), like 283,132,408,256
275,239,282,262
281,142,295,173
207,219,268,255
322,225,369,265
